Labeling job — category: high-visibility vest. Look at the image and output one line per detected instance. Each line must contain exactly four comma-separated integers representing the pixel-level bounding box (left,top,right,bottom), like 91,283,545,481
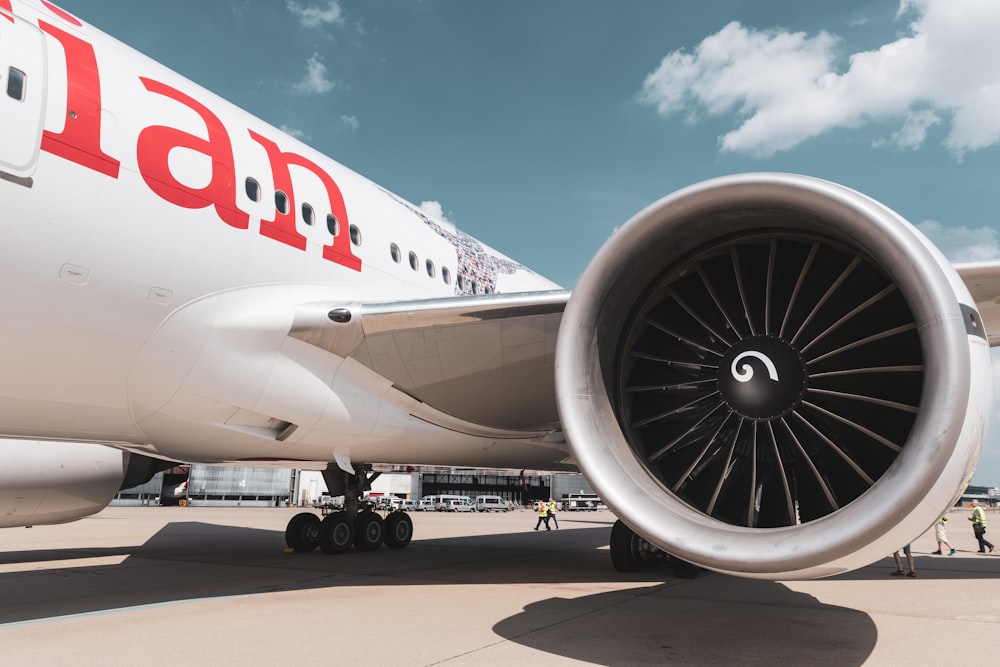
537,503,548,516
972,506,987,526
547,502,557,514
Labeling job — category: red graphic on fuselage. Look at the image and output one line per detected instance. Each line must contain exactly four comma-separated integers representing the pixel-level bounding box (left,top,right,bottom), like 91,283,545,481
22,1,362,272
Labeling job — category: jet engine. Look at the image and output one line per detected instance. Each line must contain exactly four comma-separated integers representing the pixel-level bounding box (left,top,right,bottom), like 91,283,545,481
0,440,171,528
556,173,992,579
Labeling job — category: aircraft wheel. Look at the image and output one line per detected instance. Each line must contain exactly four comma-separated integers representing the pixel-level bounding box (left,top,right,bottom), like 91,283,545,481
610,519,655,572
285,512,320,552
354,510,385,551
384,511,413,549
318,512,354,554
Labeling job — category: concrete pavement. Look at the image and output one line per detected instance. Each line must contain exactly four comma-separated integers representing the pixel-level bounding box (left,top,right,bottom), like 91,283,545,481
1,506,998,665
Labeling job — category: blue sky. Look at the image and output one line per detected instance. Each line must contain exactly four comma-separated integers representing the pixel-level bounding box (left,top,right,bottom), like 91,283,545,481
56,0,1000,485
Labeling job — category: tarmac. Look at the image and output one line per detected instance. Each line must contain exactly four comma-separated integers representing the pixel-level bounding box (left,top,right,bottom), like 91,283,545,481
1,506,998,666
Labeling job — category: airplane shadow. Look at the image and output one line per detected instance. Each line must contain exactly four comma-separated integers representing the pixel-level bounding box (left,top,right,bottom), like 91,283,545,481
2,518,997,664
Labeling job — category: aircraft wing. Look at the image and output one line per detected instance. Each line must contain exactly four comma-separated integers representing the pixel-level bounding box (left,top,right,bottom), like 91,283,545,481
957,261,1000,345
289,290,570,431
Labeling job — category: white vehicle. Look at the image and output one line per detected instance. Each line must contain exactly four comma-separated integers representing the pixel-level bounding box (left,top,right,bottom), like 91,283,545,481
444,498,475,512
417,497,438,512
562,494,601,511
475,496,509,512
0,0,995,579
399,499,417,512
372,495,403,511
435,495,472,511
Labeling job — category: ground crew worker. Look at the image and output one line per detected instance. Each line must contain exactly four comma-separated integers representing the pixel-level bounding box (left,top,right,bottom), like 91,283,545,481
547,498,559,529
969,500,995,553
931,514,956,555
534,500,550,530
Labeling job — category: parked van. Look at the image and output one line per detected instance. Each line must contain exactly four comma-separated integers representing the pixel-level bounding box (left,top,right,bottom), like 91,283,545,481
399,499,417,511
444,497,475,512
475,495,509,512
417,497,437,511
372,495,403,511
435,494,472,511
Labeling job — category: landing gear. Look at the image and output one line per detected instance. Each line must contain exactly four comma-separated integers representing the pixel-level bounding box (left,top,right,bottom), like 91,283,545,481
385,511,413,549
610,519,658,572
283,462,414,555
319,512,354,554
353,510,385,551
609,519,700,577
285,512,320,552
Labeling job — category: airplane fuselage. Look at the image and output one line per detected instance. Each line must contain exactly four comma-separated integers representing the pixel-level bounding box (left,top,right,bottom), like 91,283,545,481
0,0,564,469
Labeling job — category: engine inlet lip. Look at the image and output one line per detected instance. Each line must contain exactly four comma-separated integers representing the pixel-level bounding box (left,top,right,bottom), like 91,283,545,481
556,172,974,577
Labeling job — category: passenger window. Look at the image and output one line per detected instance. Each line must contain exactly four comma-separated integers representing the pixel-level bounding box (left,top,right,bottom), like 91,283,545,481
327,214,339,237
457,276,466,291
275,191,289,215
349,224,361,246
426,259,435,278
408,251,418,271
6,68,25,101
390,243,401,263
302,203,315,225
245,177,260,202
442,267,451,285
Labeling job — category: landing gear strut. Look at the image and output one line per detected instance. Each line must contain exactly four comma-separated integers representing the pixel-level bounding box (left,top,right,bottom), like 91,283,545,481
283,462,413,555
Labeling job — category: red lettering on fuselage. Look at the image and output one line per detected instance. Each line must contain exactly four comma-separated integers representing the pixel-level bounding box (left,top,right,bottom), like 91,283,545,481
249,131,361,271
38,21,121,178
1,0,13,22
136,77,248,230
28,12,361,272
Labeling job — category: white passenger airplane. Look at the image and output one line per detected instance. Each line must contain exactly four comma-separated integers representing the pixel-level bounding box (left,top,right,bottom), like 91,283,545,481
2,0,1000,579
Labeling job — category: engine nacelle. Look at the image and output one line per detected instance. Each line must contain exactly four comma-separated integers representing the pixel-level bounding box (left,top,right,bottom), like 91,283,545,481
556,173,991,579
0,440,168,527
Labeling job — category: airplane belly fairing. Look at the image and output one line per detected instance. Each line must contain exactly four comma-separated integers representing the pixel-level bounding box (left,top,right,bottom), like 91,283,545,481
127,284,572,469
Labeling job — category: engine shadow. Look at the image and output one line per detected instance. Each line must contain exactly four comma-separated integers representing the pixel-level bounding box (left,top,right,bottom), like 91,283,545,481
493,579,878,666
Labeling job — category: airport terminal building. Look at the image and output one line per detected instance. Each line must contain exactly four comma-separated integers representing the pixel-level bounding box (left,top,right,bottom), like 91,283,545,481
113,465,595,508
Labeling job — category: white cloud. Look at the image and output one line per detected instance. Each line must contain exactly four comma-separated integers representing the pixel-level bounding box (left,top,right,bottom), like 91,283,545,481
639,0,1000,157
340,114,360,131
418,201,452,224
916,219,1000,263
293,53,334,95
279,124,308,140
874,109,941,150
286,0,343,29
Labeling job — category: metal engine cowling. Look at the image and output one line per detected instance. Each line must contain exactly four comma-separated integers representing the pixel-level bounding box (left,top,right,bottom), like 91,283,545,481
556,173,991,579
0,440,170,528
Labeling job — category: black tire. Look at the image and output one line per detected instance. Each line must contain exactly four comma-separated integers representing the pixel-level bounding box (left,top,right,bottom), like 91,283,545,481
354,510,385,551
610,519,645,572
318,512,353,554
285,512,320,553
384,511,413,549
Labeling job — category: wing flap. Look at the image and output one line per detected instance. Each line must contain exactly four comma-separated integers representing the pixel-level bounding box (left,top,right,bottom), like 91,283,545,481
290,290,569,430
